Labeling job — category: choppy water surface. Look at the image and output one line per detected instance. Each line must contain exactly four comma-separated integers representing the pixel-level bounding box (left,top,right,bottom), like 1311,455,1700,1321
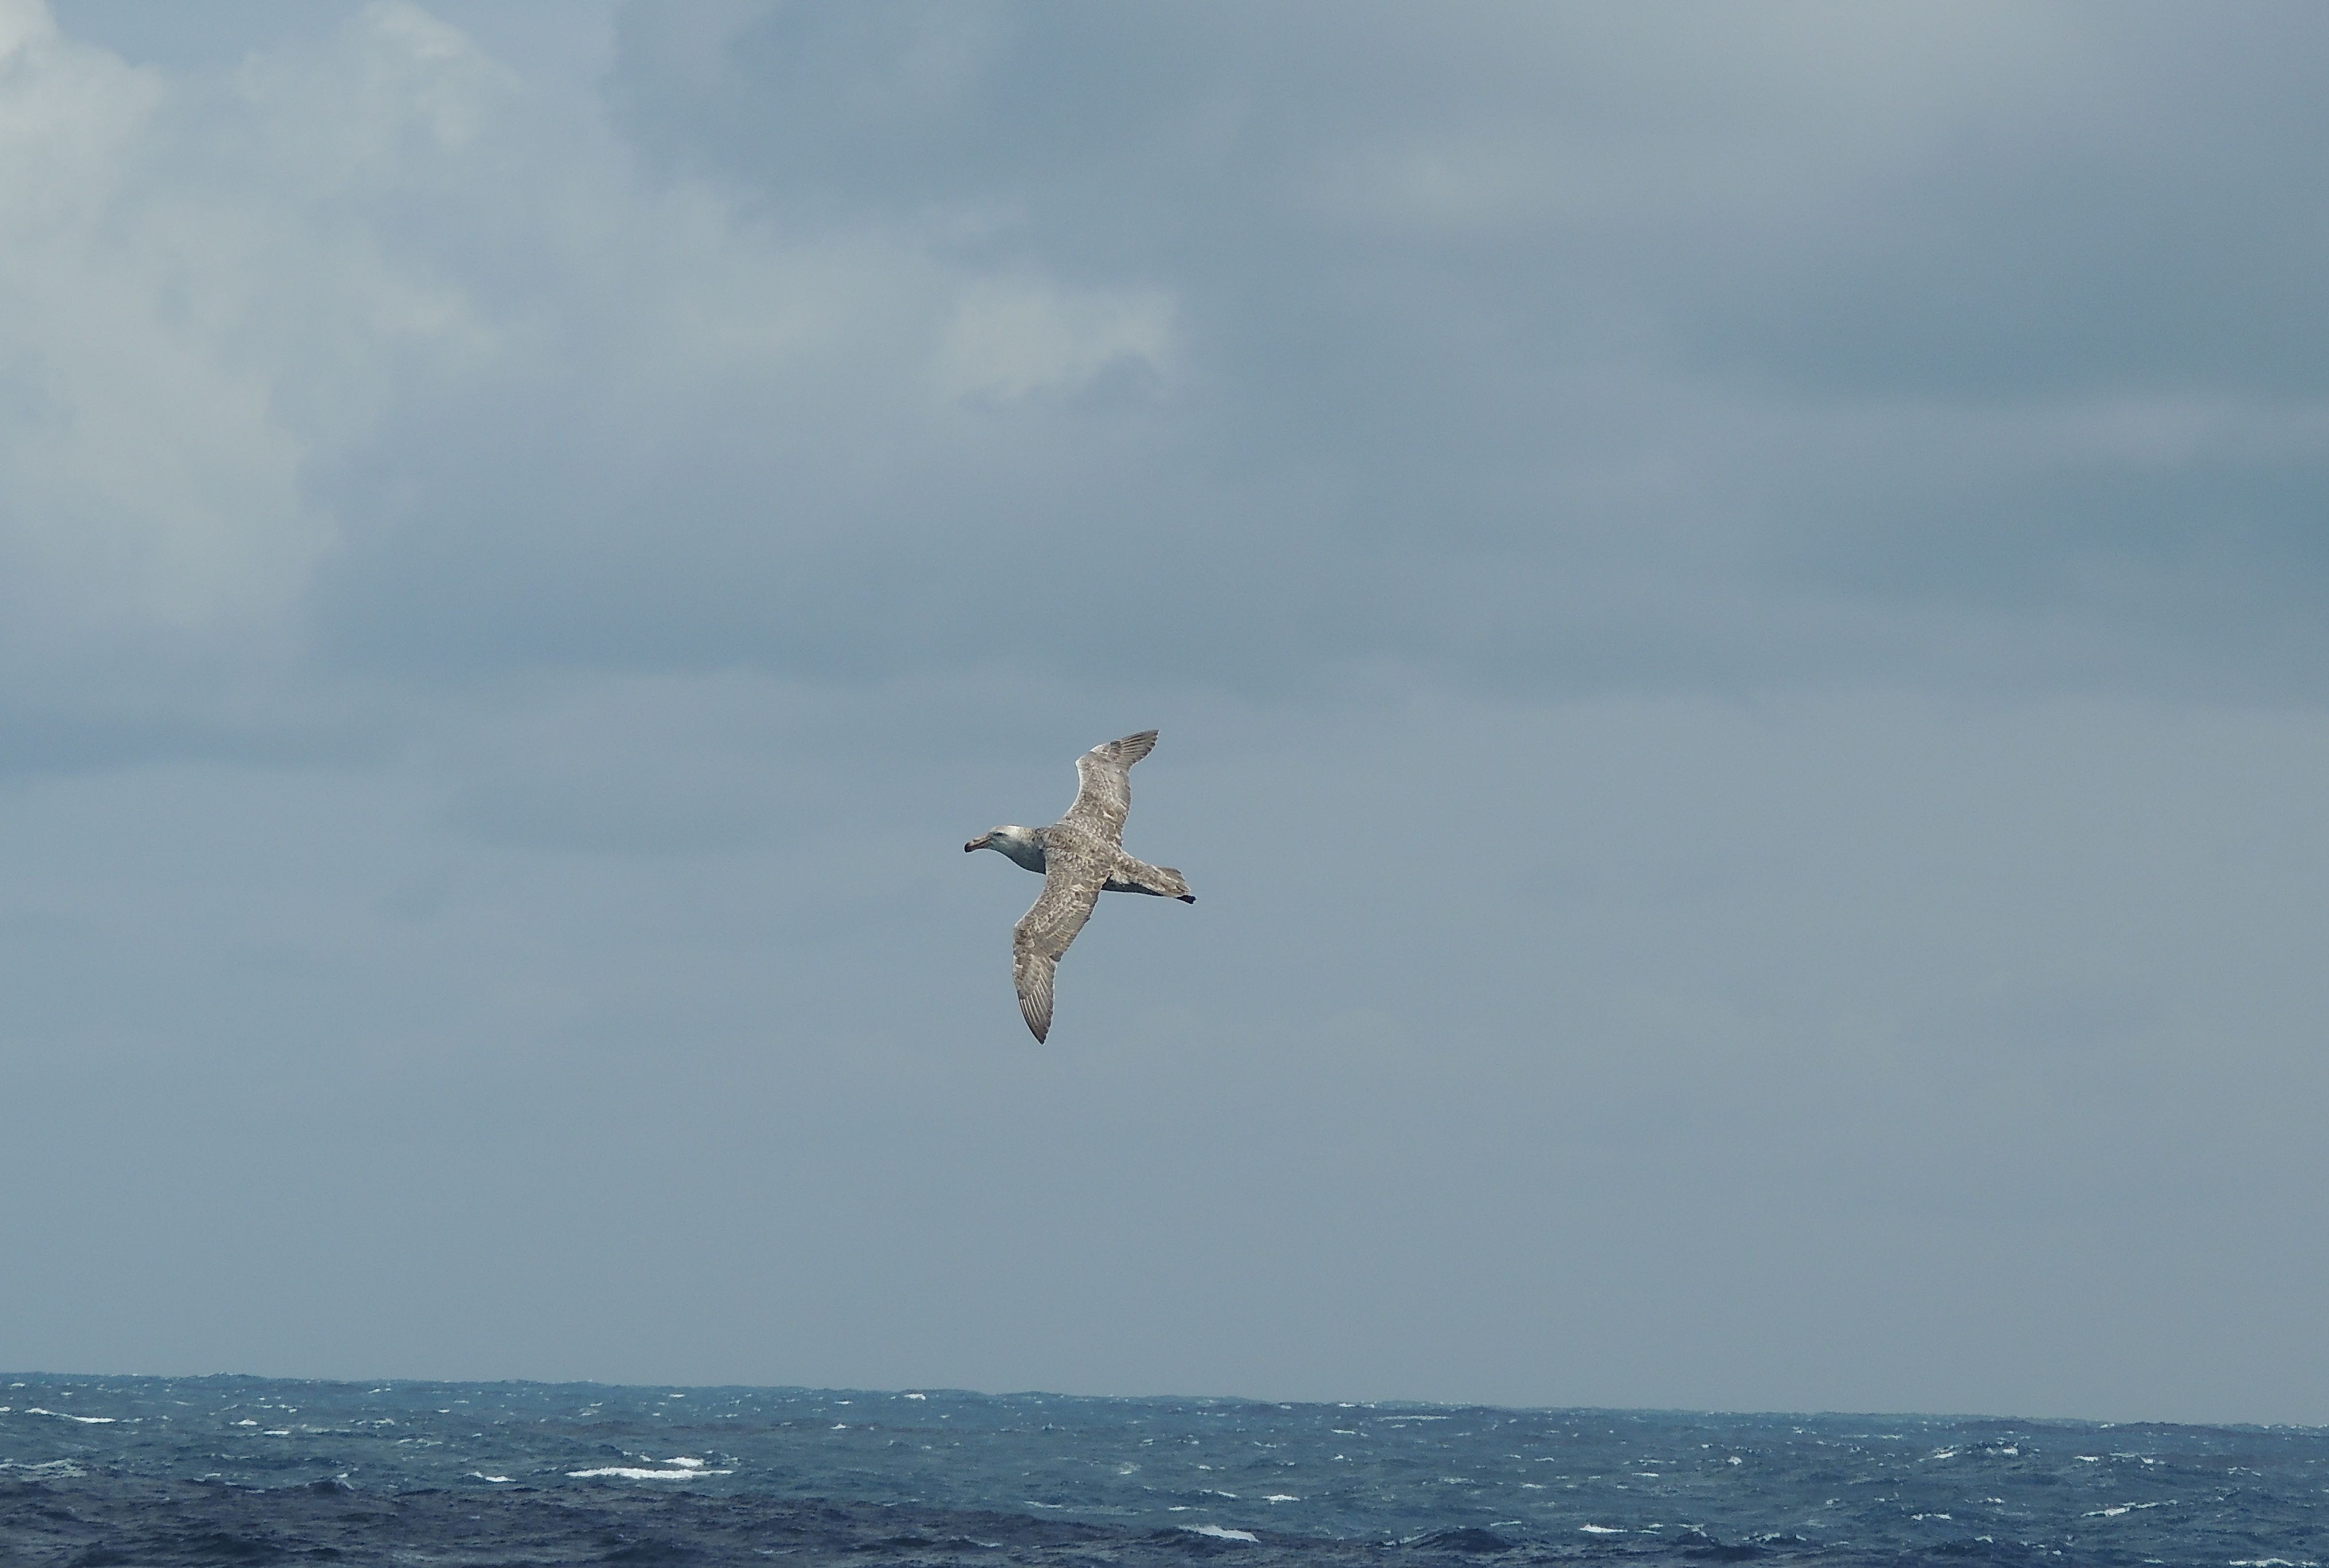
2,1375,2321,1565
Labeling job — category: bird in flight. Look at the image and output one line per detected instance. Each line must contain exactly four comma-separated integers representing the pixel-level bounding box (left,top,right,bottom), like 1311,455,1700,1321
965,730,1195,1041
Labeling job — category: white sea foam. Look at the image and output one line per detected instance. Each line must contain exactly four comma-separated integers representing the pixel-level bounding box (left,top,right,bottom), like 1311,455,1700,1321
567,1463,733,1480
2085,1501,2171,1518
1580,1524,1626,1534
904,1392,928,1400
26,1408,117,1424
1183,1525,1258,1543
1265,1495,1299,1503
471,1472,513,1483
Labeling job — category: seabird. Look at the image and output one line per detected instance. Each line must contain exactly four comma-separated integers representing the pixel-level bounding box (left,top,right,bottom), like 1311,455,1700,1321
965,730,1195,1041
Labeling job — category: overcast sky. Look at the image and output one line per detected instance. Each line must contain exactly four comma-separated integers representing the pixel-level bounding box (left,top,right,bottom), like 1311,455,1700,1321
3,0,2325,1426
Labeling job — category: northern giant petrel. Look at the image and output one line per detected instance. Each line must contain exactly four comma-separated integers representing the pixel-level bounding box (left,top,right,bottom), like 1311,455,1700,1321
965,731,1195,1041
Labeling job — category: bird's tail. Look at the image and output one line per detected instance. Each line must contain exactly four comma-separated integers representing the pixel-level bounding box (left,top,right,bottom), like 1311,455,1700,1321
1111,854,1193,902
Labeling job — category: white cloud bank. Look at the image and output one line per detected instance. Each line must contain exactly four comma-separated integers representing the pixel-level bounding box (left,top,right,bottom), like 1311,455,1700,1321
2,0,1184,703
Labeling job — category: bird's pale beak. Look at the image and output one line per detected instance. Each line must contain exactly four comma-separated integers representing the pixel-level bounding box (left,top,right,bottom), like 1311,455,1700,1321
964,834,989,852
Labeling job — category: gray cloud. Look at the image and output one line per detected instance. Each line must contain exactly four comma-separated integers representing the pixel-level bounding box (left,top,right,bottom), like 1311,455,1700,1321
7,1,2328,1424
25,0,2322,716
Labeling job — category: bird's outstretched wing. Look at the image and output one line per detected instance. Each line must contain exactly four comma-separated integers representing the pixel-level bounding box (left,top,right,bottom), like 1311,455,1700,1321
1011,842,1108,1042
1062,730,1157,845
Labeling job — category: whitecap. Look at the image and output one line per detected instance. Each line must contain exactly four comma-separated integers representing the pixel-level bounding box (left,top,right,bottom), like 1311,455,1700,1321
27,1408,118,1425
567,1465,733,1480
904,1392,928,1401
1579,1524,1626,1534
471,1472,514,1483
1265,1495,1299,1503
1183,1525,1258,1543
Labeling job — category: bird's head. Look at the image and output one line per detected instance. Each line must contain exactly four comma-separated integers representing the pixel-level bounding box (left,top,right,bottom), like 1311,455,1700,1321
965,825,1042,867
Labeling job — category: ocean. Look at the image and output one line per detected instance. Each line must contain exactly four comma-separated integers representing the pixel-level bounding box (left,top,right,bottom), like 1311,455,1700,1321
1,1374,2319,1565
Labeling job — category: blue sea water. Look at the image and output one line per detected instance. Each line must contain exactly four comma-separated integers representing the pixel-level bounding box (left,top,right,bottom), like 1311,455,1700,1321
2,1375,2320,1565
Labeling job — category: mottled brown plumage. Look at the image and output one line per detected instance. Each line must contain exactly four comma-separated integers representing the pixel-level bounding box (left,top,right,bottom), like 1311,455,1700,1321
964,731,1195,1041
